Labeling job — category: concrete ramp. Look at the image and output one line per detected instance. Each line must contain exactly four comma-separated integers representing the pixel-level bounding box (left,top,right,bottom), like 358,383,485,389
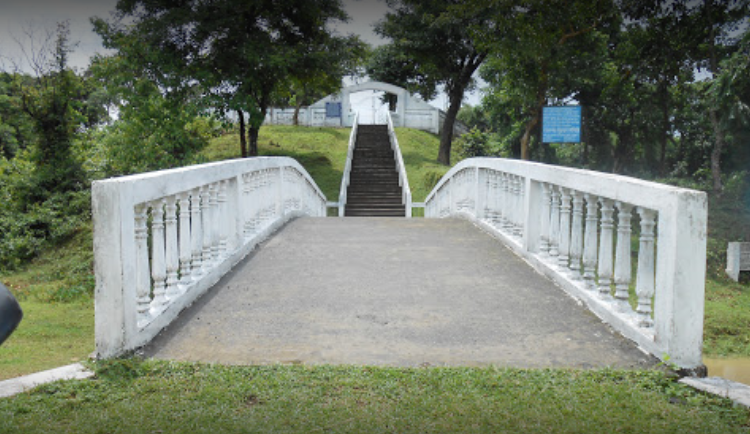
144,218,655,368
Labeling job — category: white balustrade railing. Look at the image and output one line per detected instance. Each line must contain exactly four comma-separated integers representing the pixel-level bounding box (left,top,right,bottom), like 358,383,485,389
385,111,412,217
425,158,708,370
338,113,360,217
93,157,326,358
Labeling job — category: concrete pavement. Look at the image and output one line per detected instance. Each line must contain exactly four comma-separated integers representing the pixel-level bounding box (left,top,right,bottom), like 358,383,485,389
144,217,655,368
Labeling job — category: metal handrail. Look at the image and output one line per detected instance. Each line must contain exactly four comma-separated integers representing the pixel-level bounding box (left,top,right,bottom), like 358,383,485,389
338,112,360,217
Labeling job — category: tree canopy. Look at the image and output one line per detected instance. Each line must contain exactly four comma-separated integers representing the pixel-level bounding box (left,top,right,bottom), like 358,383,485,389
93,0,365,157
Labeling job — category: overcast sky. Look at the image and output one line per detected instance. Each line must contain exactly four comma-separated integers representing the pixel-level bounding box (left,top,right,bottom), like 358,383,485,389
0,0,479,109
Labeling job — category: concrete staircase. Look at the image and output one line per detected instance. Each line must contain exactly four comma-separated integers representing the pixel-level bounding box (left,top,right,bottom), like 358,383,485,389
345,125,405,217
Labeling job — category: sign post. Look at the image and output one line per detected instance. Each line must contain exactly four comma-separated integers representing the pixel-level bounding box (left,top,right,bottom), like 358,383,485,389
542,106,582,143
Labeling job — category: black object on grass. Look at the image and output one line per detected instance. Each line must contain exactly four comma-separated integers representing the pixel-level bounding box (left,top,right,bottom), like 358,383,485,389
0,282,22,346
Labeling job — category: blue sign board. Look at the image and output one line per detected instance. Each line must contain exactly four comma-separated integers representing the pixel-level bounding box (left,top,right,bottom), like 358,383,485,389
542,106,581,143
326,102,342,118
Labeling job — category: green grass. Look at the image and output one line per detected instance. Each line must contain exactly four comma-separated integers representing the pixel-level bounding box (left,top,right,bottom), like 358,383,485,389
2,361,748,433
0,301,94,381
0,225,95,380
203,126,352,199
394,127,459,203
704,278,750,357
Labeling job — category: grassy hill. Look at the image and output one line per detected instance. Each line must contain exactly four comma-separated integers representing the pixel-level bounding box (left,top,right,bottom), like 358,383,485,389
201,125,456,203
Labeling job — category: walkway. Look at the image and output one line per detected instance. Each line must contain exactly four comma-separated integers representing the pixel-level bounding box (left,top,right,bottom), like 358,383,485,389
144,218,655,368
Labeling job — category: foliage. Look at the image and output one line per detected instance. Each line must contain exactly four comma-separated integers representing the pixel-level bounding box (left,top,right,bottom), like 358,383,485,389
370,0,494,166
0,22,102,270
455,128,491,159
1,362,748,433
94,0,360,158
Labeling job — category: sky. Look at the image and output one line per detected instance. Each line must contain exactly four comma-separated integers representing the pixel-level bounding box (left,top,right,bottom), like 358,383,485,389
0,0,480,109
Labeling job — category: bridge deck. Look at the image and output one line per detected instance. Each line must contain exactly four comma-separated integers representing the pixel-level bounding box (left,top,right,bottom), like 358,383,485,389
144,218,655,368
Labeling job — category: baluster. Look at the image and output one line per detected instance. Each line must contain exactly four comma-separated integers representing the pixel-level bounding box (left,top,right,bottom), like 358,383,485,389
597,199,615,297
539,183,551,256
614,202,633,311
569,190,584,278
635,208,656,327
498,173,506,227
201,186,212,270
506,175,516,233
548,187,561,259
583,194,599,289
150,200,168,311
514,177,524,237
492,172,501,227
190,188,203,277
134,204,151,325
218,181,229,256
558,188,572,268
210,183,220,260
178,193,191,285
164,196,180,299
483,170,492,221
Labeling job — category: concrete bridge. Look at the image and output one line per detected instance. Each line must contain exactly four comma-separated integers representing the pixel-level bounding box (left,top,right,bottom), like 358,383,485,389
92,115,707,372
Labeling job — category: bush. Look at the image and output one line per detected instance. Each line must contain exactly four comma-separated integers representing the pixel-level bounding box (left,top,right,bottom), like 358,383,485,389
455,128,490,159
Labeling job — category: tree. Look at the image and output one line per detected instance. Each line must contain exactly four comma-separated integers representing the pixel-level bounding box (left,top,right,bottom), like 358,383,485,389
371,0,494,166
95,0,355,158
9,21,87,198
691,0,750,194
281,35,368,126
480,0,618,161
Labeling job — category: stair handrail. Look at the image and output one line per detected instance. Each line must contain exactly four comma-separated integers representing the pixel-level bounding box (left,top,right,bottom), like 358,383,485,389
338,112,360,217
386,111,412,217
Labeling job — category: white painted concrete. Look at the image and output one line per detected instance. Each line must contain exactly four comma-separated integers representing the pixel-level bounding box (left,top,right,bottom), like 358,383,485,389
338,114,359,217
0,364,93,398
92,157,327,359
726,242,750,282
425,158,708,370
680,377,750,407
264,81,469,137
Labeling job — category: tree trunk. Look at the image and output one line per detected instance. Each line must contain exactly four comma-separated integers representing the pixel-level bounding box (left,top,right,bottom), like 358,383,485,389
659,81,670,175
520,114,540,161
438,89,464,166
248,126,259,157
237,109,247,158
709,108,725,194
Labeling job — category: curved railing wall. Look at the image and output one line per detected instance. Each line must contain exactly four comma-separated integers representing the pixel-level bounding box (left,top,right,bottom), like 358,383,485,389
425,158,707,370
338,113,359,217
386,111,412,217
92,157,327,358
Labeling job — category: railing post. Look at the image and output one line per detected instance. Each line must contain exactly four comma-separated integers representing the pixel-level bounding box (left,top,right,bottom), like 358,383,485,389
150,199,168,311
558,188,572,268
654,191,707,368
523,178,543,253
549,187,560,259
569,191,584,279
614,202,633,312
178,193,192,285
134,204,151,326
636,207,656,328
582,194,599,289
190,188,203,277
597,198,615,298
93,181,131,358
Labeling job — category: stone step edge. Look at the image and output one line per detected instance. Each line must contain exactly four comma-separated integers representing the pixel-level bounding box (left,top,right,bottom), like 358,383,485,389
0,363,94,398
679,376,750,408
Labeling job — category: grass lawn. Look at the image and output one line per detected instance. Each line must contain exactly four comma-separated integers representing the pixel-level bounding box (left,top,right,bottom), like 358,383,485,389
1,361,748,433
